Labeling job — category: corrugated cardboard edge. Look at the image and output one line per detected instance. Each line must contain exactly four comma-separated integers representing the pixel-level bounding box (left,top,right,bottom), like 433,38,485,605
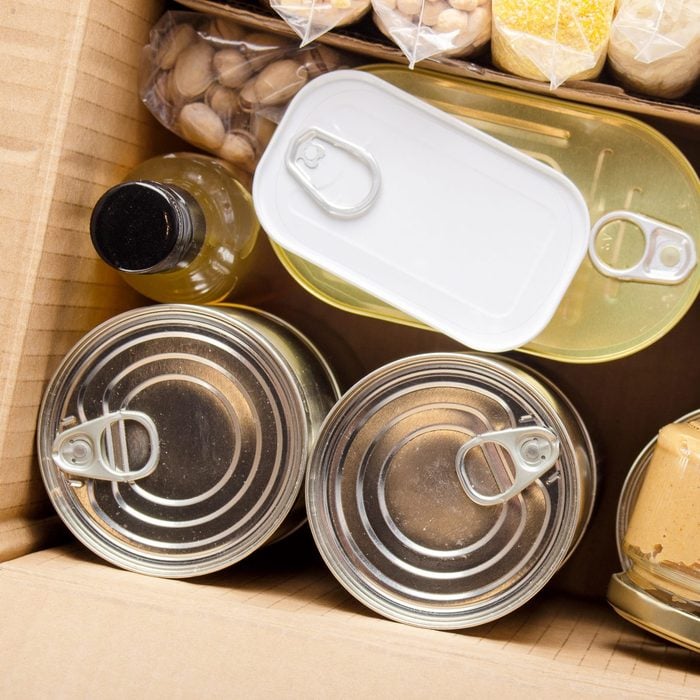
180,0,700,127
0,0,162,563
1,545,698,698
0,1,93,561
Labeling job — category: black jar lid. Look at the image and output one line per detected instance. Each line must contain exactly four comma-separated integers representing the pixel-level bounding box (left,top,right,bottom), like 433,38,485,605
90,181,203,273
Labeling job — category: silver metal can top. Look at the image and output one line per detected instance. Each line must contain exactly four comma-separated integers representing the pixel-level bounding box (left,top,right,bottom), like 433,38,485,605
306,353,596,629
37,304,337,577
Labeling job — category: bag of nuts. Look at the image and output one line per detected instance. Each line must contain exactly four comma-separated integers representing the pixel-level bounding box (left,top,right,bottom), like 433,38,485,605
260,0,372,45
607,0,700,99
372,0,491,67
139,12,354,172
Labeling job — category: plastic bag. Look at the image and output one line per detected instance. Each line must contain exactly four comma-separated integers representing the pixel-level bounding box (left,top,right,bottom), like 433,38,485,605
372,0,491,67
261,0,372,45
139,12,354,172
608,0,700,99
491,0,616,88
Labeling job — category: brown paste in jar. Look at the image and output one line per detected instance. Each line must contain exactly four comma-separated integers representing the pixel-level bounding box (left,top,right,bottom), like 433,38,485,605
623,420,700,604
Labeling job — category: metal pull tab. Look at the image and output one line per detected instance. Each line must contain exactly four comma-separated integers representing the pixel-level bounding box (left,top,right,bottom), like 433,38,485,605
51,410,160,482
285,127,381,218
589,211,697,285
456,426,560,506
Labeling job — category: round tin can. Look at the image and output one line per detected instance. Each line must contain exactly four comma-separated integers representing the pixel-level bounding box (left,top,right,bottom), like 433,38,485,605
37,304,340,578
608,409,700,652
306,353,596,629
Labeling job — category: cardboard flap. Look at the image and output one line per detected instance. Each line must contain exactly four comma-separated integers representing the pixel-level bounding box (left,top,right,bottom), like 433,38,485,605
1,544,698,697
0,0,163,562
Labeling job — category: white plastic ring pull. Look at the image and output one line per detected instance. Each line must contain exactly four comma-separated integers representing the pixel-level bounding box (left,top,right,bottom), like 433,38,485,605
285,127,381,218
589,211,697,285
456,426,560,506
51,410,160,482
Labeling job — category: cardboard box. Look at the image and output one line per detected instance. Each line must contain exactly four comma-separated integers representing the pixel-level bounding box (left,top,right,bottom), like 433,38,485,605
0,1,698,696
184,0,700,127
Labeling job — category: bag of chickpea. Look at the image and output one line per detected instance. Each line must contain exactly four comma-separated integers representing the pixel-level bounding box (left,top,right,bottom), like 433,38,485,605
491,0,616,87
608,0,700,99
139,12,354,172
260,0,372,45
372,0,491,67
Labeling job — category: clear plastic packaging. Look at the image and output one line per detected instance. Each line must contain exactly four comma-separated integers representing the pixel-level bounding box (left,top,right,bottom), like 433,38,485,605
139,12,353,172
608,0,700,99
262,0,372,45
491,0,616,88
372,0,492,67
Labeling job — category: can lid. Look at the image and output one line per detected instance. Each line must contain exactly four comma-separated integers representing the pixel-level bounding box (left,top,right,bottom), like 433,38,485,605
253,71,590,353
306,353,594,628
607,573,700,653
37,305,310,577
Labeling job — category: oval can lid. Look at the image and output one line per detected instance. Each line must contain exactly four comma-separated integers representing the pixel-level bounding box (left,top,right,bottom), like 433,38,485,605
306,353,593,629
253,70,590,352
37,304,312,577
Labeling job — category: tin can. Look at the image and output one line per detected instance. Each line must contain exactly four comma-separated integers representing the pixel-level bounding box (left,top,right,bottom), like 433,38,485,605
608,409,700,652
266,65,700,364
37,304,340,577
306,353,596,629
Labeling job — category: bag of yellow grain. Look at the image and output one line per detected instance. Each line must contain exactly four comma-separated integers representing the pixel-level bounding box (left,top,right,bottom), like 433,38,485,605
607,0,700,99
491,0,616,87
372,0,492,67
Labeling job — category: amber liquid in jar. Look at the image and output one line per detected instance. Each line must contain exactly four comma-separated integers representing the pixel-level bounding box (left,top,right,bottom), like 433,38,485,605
623,421,700,608
92,153,259,304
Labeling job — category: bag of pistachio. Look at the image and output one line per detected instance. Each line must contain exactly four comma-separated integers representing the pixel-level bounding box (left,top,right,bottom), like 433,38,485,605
372,0,492,67
608,0,700,99
261,0,372,45
140,12,353,172
491,0,616,87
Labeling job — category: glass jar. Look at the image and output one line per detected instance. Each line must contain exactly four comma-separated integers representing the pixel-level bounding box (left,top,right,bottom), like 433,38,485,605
90,152,259,304
608,410,700,652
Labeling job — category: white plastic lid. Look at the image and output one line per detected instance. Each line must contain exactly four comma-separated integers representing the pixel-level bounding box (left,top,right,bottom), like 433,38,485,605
253,71,590,352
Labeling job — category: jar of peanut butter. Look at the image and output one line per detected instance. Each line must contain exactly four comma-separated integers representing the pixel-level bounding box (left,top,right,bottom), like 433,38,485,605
608,410,700,652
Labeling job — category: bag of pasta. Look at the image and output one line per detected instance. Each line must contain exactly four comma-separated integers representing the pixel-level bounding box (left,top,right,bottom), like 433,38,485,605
608,0,700,99
491,0,616,87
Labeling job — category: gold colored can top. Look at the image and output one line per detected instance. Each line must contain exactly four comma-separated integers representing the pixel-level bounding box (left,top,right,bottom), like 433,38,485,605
272,66,700,364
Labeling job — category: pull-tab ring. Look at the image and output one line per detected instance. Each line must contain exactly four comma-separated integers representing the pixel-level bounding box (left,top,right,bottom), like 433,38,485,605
456,426,560,506
52,410,160,482
285,127,381,218
589,211,696,285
